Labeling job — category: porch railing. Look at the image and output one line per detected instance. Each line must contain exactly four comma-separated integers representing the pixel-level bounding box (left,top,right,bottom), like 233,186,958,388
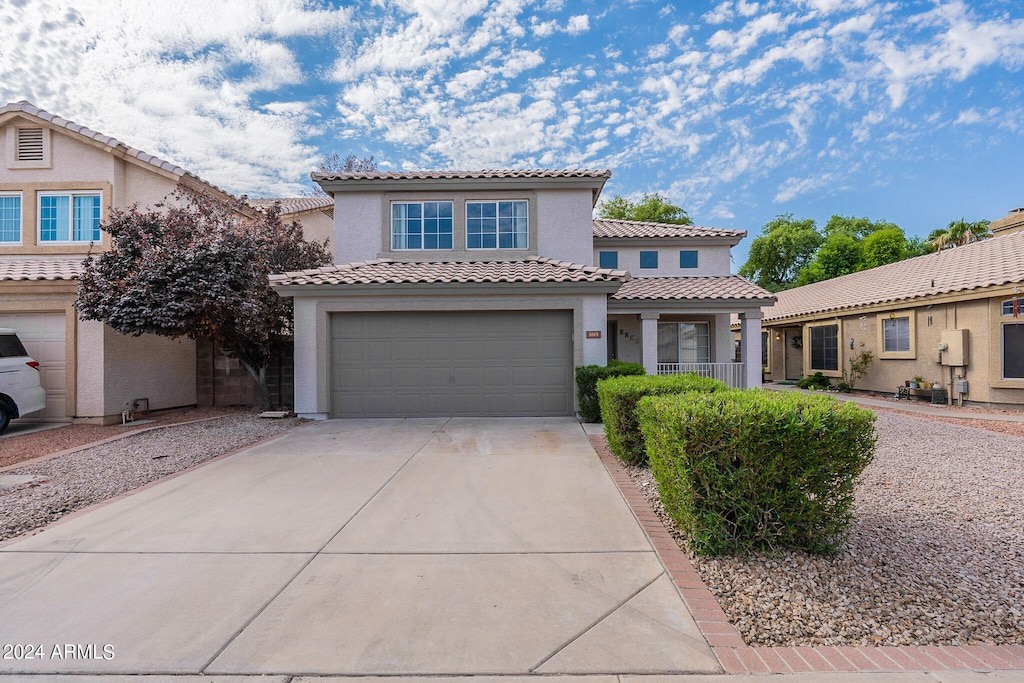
656,362,746,388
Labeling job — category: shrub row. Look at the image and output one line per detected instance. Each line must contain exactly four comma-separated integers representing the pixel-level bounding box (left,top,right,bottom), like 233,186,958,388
597,373,728,465
637,390,876,556
574,361,645,422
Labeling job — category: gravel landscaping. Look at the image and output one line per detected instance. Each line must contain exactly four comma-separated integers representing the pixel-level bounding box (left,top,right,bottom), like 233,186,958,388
0,413,304,542
625,409,1024,647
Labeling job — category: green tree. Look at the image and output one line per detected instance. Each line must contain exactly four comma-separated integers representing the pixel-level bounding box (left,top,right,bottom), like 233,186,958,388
929,218,992,250
795,232,861,286
77,188,331,408
739,214,822,292
860,227,909,269
597,192,692,224
822,214,899,239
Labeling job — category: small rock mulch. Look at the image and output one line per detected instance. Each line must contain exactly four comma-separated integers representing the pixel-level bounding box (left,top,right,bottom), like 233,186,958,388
623,409,1024,648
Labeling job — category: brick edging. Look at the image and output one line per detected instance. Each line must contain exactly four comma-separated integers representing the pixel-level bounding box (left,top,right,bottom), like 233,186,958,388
588,433,1024,675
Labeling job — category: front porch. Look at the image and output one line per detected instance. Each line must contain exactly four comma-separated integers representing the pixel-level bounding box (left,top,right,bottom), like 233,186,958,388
605,276,776,390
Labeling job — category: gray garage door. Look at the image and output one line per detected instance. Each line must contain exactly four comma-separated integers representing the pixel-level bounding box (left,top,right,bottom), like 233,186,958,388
330,310,574,418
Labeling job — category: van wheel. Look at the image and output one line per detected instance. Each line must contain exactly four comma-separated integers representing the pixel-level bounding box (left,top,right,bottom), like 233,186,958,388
0,403,10,435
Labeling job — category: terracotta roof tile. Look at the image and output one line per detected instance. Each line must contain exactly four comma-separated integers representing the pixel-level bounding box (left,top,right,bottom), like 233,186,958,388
247,197,334,215
0,256,84,281
611,276,775,302
765,230,1024,322
0,101,232,198
313,169,612,182
270,256,629,287
593,219,746,240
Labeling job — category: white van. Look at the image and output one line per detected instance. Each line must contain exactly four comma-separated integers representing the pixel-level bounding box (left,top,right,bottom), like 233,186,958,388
0,328,47,434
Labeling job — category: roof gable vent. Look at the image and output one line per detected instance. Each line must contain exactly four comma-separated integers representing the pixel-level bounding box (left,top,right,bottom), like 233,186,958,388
15,128,44,161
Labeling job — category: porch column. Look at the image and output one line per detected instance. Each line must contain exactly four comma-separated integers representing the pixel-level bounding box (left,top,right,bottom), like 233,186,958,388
640,312,660,374
740,310,763,389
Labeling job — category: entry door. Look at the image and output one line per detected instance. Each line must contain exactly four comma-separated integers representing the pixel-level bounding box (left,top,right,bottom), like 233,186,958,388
784,327,803,380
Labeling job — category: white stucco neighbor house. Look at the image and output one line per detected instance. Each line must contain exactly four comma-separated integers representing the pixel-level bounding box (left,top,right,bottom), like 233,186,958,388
0,101,332,423
271,170,775,419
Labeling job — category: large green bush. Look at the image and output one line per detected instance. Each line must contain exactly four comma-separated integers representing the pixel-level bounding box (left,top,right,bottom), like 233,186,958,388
597,373,728,465
638,390,876,556
575,361,645,422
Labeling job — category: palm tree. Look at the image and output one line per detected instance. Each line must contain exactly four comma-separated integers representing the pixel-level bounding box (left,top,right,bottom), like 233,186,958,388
929,218,992,251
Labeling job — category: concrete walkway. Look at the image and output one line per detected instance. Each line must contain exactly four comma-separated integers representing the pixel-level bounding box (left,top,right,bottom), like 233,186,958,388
0,417,718,678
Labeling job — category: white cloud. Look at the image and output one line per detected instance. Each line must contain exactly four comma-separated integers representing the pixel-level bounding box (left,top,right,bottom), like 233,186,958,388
774,173,836,203
566,15,590,35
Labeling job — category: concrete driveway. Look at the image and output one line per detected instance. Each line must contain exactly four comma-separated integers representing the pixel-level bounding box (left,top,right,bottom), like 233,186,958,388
0,417,718,678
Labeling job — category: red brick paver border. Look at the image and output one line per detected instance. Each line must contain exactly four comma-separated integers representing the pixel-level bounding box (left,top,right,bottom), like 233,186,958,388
588,432,1024,675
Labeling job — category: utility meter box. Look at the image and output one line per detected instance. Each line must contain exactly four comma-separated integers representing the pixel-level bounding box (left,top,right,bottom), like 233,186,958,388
940,329,969,366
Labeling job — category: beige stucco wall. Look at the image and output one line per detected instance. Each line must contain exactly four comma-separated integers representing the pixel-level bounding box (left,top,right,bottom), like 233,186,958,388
294,209,334,249
1,115,182,255
762,292,1024,407
330,186,597,265
289,290,609,419
593,243,732,275
100,327,196,416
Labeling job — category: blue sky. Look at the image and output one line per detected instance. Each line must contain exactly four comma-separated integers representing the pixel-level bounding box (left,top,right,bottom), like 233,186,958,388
2,0,1023,269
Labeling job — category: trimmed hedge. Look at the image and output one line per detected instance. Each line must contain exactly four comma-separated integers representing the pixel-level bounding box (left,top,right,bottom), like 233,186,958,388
575,361,645,422
638,390,876,556
597,373,728,465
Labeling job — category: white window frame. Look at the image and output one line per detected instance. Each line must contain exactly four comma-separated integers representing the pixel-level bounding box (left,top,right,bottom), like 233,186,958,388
0,192,22,244
37,191,103,244
657,321,711,364
466,199,529,250
390,200,454,251
806,321,841,376
876,310,916,359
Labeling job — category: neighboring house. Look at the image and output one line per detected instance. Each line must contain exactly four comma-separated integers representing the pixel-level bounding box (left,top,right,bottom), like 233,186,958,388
759,208,1024,407
271,170,775,419
0,101,328,423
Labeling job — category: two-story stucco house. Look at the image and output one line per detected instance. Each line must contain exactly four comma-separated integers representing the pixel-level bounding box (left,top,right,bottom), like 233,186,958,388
0,101,332,423
271,171,775,419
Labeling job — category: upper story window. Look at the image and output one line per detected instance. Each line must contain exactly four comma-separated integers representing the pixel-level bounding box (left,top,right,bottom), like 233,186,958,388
0,193,21,243
391,201,453,250
38,191,101,243
466,200,528,249
599,251,618,269
679,250,698,268
639,251,658,269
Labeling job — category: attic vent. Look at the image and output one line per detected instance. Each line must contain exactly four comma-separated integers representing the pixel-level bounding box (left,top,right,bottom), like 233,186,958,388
16,128,44,161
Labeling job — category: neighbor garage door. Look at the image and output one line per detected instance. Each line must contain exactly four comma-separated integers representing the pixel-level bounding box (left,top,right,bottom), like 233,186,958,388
0,312,67,421
330,310,573,418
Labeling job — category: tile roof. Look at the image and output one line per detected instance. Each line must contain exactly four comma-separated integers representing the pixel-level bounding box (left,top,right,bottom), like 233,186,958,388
270,256,629,287
247,197,334,215
0,256,85,281
312,169,612,182
593,219,746,240
611,276,775,302
764,229,1024,322
0,101,231,198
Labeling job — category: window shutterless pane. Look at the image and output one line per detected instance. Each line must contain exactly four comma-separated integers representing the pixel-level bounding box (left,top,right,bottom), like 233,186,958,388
392,201,452,250
74,194,101,241
1004,323,1024,379
678,322,710,363
883,317,910,352
810,324,838,371
679,250,698,268
0,195,21,242
466,200,527,249
640,251,658,268
40,195,70,241
598,251,618,269
657,323,678,364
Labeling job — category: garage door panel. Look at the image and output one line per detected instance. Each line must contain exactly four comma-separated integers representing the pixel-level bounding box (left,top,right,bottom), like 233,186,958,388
0,312,68,421
330,311,573,418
